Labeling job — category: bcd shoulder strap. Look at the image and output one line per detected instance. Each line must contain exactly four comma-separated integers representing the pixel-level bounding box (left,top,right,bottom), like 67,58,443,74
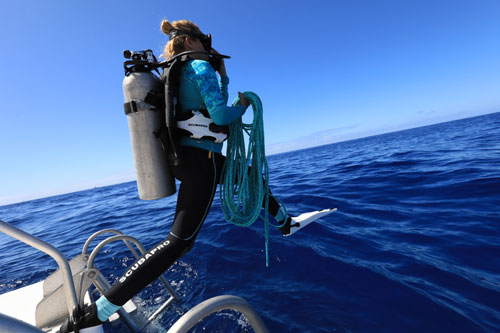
157,54,193,166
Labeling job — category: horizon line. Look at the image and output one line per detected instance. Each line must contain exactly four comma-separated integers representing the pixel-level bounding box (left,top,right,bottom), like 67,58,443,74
1,110,498,207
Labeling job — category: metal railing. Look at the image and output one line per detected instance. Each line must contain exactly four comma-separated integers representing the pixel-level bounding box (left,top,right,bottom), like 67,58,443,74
0,219,78,316
83,229,179,302
0,220,269,333
83,231,179,329
167,295,268,333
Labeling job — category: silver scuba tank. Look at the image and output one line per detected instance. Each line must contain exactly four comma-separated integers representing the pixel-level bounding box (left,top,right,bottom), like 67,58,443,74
122,50,176,200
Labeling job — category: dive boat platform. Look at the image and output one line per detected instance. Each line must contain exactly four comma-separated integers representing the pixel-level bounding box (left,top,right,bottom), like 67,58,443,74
0,219,268,332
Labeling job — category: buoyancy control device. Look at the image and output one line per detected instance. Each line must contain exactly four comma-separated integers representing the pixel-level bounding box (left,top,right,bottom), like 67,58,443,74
122,49,230,200
176,110,229,143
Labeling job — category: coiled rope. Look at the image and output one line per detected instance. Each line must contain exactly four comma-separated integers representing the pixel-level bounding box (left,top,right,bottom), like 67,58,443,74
220,92,285,267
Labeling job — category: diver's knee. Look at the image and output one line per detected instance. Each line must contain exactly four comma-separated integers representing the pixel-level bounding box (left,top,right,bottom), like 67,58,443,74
180,241,195,256
166,234,195,257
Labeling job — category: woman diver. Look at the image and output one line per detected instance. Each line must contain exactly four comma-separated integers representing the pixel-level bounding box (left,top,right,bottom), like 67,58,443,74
60,19,293,332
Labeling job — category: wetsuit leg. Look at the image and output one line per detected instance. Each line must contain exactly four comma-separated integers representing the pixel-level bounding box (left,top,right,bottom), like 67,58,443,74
101,147,282,306
103,147,219,306
169,148,220,242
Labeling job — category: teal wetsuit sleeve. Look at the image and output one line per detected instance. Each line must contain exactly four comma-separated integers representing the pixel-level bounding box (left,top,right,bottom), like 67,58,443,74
220,75,229,104
187,60,245,125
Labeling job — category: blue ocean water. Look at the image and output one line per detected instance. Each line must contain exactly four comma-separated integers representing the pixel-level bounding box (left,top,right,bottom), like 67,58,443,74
1,112,499,332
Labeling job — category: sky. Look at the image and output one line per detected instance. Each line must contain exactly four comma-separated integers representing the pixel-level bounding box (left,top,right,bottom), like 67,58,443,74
1,0,499,205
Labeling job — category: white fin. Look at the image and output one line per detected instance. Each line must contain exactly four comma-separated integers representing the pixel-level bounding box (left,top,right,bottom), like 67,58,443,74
285,208,337,236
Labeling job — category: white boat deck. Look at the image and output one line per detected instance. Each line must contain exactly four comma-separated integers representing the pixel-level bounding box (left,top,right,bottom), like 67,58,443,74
0,281,44,327
0,281,102,332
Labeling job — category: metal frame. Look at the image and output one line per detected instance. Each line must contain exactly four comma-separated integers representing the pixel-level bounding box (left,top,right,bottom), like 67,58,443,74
0,220,78,316
83,229,179,301
167,295,268,333
83,232,179,325
0,220,269,333
82,229,140,258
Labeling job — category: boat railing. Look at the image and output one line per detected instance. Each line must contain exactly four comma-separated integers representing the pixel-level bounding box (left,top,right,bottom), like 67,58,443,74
0,219,269,332
0,219,79,317
83,229,179,303
82,230,178,328
167,295,269,333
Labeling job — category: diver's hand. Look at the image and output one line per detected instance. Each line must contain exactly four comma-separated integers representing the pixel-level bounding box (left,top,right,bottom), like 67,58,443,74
238,92,250,110
210,48,227,77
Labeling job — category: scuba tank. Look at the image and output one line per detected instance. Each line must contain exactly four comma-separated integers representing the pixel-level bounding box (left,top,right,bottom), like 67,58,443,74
122,49,231,200
122,50,176,200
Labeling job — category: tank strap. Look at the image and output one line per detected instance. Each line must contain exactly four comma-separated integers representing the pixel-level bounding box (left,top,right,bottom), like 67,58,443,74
144,91,165,109
123,101,137,115
123,100,162,115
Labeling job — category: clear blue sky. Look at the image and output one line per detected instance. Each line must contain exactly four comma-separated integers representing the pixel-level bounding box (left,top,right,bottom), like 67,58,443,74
1,0,499,205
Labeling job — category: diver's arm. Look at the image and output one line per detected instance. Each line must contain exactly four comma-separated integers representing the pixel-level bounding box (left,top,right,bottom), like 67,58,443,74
220,75,229,104
189,60,246,125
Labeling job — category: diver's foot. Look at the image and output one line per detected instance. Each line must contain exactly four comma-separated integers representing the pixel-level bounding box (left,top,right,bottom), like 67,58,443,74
279,217,300,236
59,303,103,333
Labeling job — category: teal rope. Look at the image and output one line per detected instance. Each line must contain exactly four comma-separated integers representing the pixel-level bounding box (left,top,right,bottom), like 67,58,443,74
220,92,278,267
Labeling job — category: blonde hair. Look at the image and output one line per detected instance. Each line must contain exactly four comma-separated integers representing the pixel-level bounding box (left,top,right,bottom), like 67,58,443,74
160,19,203,59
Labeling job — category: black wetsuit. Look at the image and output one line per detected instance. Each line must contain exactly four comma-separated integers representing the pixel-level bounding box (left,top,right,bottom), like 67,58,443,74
104,146,281,306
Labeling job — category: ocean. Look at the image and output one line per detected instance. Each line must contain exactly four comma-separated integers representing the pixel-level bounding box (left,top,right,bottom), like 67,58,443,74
1,112,499,332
